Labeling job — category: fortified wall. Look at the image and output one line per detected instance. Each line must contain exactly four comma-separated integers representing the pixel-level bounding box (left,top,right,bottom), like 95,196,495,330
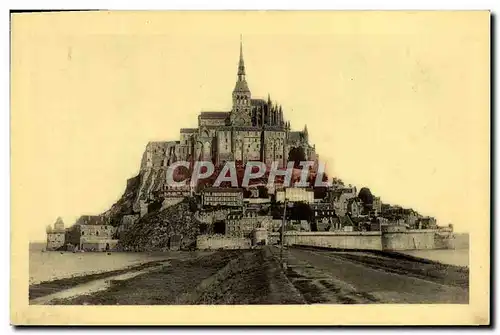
268,228,455,251
196,234,251,250
271,231,383,250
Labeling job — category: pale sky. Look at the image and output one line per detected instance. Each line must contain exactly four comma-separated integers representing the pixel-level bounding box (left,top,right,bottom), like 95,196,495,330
11,11,489,241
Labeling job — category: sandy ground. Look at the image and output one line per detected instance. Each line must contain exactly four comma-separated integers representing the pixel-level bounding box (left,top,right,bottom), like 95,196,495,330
29,249,211,285
29,246,469,305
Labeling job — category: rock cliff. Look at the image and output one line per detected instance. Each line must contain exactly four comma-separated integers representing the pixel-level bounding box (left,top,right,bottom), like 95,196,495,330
117,197,200,251
101,139,328,228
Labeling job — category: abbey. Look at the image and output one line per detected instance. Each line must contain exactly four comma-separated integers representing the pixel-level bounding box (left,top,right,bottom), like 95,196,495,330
142,38,317,170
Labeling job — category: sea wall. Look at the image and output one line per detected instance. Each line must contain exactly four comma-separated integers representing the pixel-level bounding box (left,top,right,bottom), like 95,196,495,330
268,229,455,251
80,239,119,251
270,231,383,250
381,229,436,250
196,235,251,250
434,231,457,250
453,233,470,249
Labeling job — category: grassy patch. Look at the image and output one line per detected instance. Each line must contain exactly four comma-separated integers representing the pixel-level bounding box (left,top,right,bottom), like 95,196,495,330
29,260,167,300
332,252,469,289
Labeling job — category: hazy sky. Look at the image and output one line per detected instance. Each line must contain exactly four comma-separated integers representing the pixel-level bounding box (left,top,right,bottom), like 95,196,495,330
11,11,489,241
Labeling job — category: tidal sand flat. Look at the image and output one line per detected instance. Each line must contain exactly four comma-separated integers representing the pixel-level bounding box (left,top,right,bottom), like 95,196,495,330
400,249,469,267
29,242,212,285
30,246,468,305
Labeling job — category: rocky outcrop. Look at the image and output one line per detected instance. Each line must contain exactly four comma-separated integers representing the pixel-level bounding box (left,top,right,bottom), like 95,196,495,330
101,174,141,226
141,141,178,170
117,197,200,251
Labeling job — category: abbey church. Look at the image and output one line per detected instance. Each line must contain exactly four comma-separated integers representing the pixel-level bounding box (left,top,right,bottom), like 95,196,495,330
142,38,317,170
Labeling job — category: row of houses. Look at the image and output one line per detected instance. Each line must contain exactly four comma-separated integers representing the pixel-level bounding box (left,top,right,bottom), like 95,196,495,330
47,182,438,250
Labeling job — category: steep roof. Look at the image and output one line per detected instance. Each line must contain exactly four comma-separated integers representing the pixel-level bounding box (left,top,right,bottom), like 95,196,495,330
203,187,243,193
289,131,307,143
76,215,110,226
199,111,230,119
233,80,250,92
340,215,355,226
180,128,198,133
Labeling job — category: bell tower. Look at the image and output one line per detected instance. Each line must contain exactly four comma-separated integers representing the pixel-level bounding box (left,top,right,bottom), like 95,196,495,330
230,35,252,126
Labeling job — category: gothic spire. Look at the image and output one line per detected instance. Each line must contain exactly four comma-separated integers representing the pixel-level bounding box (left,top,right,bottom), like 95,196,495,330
233,35,250,93
238,34,246,78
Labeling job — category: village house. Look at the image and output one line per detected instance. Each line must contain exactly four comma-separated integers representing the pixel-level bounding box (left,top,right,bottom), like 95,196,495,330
329,185,357,217
225,211,271,237
275,187,314,204
347,197,364,217
202,187,244,208
418,216,438,229
372,196,382,215
65,215,118,251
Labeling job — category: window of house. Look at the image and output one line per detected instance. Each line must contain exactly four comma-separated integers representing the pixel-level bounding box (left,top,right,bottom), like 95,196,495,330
81,231,85,236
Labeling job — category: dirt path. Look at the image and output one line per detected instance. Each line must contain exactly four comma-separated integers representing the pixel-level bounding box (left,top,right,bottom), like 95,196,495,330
273,247,468,304
42,248,306,305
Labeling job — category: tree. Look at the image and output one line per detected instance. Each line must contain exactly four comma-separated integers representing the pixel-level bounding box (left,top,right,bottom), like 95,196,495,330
358,187,374,206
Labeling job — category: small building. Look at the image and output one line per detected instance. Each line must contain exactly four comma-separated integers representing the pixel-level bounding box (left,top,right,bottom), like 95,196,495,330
330,186,357,217
202,187,244,208
418,216,438,229
347,198,364,217
225,212,272,238
370,217,389,231
46,217,66,251
65,215,118,251
311,202,336,223
339,215,355,232
225,213,259,237
74,215,110,226
372,196,382,215
80,238,119,251
276,187,314,204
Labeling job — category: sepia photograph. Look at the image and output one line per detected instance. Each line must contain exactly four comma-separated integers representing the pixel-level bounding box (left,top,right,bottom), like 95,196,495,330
10,10,490,325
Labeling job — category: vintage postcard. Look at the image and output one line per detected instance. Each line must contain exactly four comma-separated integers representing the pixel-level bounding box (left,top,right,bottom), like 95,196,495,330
11,10,490,325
